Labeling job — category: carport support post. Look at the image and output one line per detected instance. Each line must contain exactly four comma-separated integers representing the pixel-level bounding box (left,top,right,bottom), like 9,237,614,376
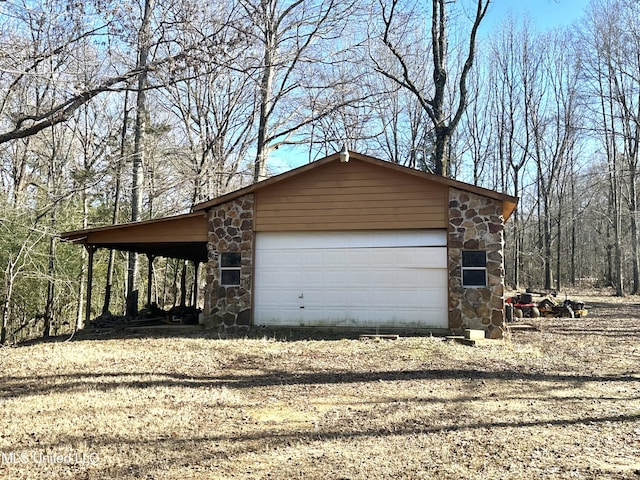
146,254,155,307
192,261,200,308
82,245,97,330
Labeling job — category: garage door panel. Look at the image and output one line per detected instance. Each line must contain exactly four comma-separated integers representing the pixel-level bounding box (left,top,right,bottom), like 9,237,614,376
257,230,447,250
259,268,303,286
255,231,448,328
304,288,345,304
350,270,378,284
391,268,448,288
393,287,447,308
302,272,323,286
305,250,325,267
349,250,371,263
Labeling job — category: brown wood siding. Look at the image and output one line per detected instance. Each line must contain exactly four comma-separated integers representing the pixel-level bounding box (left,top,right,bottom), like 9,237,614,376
85,215,208,244
255,159,448,231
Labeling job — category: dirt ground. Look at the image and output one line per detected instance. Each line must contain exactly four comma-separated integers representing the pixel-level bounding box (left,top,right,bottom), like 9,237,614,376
0,291,639,479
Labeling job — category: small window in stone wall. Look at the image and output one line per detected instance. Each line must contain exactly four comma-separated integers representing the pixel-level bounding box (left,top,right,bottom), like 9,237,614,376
462,250,487,287
220,252,242,286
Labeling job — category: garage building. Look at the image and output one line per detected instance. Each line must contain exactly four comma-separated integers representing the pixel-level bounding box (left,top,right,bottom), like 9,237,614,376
62,151,517,337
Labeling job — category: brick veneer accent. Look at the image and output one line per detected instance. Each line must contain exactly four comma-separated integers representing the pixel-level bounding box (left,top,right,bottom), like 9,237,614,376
448,188,506,339
204,194,254,328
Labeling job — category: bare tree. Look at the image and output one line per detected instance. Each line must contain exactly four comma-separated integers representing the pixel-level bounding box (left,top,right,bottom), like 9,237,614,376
0,217,47,343
530,32,581,291
604,0,640,294
576,0,640,295
235,0,356,181
125,0,155,315
487,16,538,288
158,25,256,203
373,0,490,177
457,54,494,185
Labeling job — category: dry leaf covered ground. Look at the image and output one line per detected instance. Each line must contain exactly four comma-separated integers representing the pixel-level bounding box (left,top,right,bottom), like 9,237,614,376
0,291,639,479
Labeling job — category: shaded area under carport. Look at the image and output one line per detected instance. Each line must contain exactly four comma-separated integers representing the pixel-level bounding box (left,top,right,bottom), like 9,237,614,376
60,211,209,327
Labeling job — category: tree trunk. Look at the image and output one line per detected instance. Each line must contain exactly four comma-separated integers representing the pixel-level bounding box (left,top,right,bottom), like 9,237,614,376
555,195,563,291
570,175,576,287
380,0,489,178
1,263,14,344
127,0,154,315
42,212,56,338
180,260,188,308
75,189,89,330
43,127,59,338
433,126,450,176
603,65,624,296
629,166,639,294
542,196,553,291
512,174,521,289
609,167,624,296
104,92,129,314
254,20,275,183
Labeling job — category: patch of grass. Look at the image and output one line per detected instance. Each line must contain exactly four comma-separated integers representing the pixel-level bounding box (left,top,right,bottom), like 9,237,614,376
1,298,639,479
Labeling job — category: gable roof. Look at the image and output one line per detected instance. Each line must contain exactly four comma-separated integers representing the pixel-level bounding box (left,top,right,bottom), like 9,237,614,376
60,151,518,262
193,151,518,221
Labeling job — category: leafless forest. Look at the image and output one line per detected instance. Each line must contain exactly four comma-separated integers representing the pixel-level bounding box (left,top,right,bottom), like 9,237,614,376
1,0,639,341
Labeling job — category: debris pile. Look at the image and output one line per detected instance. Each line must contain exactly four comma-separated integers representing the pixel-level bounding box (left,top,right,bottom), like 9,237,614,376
92,304,202,328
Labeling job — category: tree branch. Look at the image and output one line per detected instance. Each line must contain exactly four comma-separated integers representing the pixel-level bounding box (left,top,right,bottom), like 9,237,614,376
450,0,490,130
0,53,187,145
377,0,435,121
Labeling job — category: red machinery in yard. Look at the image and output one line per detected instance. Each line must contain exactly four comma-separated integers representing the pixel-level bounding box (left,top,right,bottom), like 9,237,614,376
505,291,588,321
505,292,540,319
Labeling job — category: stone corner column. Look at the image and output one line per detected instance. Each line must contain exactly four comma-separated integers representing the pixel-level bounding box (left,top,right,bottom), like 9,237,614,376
448,188,507,339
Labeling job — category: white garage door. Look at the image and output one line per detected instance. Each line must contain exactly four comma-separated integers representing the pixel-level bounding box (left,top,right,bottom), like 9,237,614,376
254,230,448,329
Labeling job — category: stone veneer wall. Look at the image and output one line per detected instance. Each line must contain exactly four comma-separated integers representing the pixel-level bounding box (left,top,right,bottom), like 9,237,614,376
204,194,254,328
448,189,506,339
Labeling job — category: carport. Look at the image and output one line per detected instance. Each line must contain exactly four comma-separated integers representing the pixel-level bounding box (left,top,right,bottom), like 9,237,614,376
60,211,209,327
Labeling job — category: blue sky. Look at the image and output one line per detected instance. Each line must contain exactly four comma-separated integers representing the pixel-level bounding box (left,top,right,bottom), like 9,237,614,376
486,0,592,30
269,0,595,175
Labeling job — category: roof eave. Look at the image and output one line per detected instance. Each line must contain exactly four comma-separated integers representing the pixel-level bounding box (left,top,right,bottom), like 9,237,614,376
60,211,207,241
